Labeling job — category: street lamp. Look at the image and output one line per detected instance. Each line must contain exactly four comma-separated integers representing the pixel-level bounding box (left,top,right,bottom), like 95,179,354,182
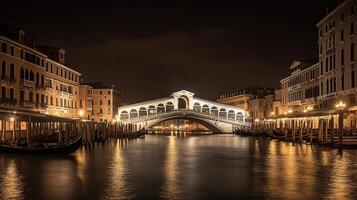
335,101,346,147
78,109,84,120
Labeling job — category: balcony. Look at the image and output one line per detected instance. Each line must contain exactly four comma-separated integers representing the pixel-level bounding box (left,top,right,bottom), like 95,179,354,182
0,98,17,105
35,84,46,90
20,79,35,88
35,102,48,109
20,100,35,108
1,76,9,83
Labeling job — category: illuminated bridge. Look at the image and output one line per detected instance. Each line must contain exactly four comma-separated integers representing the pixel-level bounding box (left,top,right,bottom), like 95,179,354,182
118,90,248,133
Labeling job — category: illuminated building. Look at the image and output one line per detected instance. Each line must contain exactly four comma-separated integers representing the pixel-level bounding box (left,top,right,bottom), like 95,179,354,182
0,27,81,118
83,82,120,122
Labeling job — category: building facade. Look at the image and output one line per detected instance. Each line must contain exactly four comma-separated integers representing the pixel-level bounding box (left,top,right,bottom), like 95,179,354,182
317,0,357,109
280,61,320,114
85,82,120,122
79,84,93,120
0,29,81,118
217,87,275,110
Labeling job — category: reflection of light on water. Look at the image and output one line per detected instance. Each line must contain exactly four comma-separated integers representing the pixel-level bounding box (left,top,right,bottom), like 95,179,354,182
161,136,181,199
0,161,25,200
265,142,317,199
327,154,353,199
103,141,134,199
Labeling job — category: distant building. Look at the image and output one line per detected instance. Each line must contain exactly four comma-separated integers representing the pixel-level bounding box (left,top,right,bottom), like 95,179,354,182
217,87,275,110
79,84,93,120
280,61,320,114
83,82,120,122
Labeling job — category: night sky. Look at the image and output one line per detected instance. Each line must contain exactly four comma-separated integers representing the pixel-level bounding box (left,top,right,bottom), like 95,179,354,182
1,0,336,103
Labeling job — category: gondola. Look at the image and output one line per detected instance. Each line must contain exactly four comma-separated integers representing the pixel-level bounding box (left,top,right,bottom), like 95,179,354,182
0,136,82,154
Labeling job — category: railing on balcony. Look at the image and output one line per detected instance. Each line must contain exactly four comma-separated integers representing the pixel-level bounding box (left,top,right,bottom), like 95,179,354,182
20,100,35,108
20,79,35,88
1,76,9,83
0,98,17,105
35,84,46,90
36,102,48,109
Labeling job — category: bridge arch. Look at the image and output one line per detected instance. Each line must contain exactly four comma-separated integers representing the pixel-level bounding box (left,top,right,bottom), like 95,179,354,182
120,111,129,120
139,107,147,117
145,115,225,133
157,104,165,113
228,110,235,120
219,108,227,118
211,106,218,116
178,95,189,110
148,105,157,115
202,104,210,113
193,102,201,112
166,102,174,112
130,109,138,119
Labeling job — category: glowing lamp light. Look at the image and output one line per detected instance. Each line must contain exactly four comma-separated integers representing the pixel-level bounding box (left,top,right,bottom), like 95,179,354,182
79,109,84,117
10,117,15,122
335,101,346,110
254,119,260,123
270,112,275,116
288,109,293,114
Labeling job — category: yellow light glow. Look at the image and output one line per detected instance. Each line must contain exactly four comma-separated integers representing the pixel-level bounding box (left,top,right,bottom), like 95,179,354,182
288,109,293,114
335,101,346,109
254,118,260,123
78,109,84,117
271,112,275,116
10,117,15,122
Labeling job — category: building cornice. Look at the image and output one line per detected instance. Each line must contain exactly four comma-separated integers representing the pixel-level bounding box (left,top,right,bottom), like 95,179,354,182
316,0,351,27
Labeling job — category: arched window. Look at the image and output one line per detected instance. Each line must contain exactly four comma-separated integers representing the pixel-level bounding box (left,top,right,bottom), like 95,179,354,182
148,105,157,115
1,61,6,79
30,70,34,81
36,72,39,85
219,108,227,118
228,110,235,120
20,67,24,79
202,105,210,113
130,109,138,119
166,102,174,112
25,69,29,80
236,112,244,121
211,107,218,116
10,64,14,81
193,102,201,112
120,111,129,120
139,107,147,117
157,104,165,113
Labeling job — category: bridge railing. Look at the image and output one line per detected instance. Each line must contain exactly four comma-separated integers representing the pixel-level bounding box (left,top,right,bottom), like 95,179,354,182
120,109,245,125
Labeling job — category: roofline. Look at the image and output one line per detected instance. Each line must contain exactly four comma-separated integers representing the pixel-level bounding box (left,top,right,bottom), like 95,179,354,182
0,35,47,57
118,97,174,110
0,35,81,75
280,63,319,83
316,0,350,27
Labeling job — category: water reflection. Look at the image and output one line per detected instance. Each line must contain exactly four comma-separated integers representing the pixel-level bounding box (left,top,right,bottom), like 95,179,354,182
0,160,25,200
102,141,134,199
160,136,181,199
0,135,356,199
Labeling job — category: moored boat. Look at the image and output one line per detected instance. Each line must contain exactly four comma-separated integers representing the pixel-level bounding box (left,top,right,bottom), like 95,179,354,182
0,136,82,154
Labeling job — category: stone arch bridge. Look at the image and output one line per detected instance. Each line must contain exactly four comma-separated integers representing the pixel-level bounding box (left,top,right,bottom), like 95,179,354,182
117,90,249,133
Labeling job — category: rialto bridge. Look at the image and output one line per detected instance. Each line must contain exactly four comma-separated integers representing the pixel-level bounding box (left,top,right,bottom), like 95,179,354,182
117,90,248,133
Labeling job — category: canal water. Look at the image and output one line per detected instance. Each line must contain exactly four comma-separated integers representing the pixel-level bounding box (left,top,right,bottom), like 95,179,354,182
1,134,357,200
